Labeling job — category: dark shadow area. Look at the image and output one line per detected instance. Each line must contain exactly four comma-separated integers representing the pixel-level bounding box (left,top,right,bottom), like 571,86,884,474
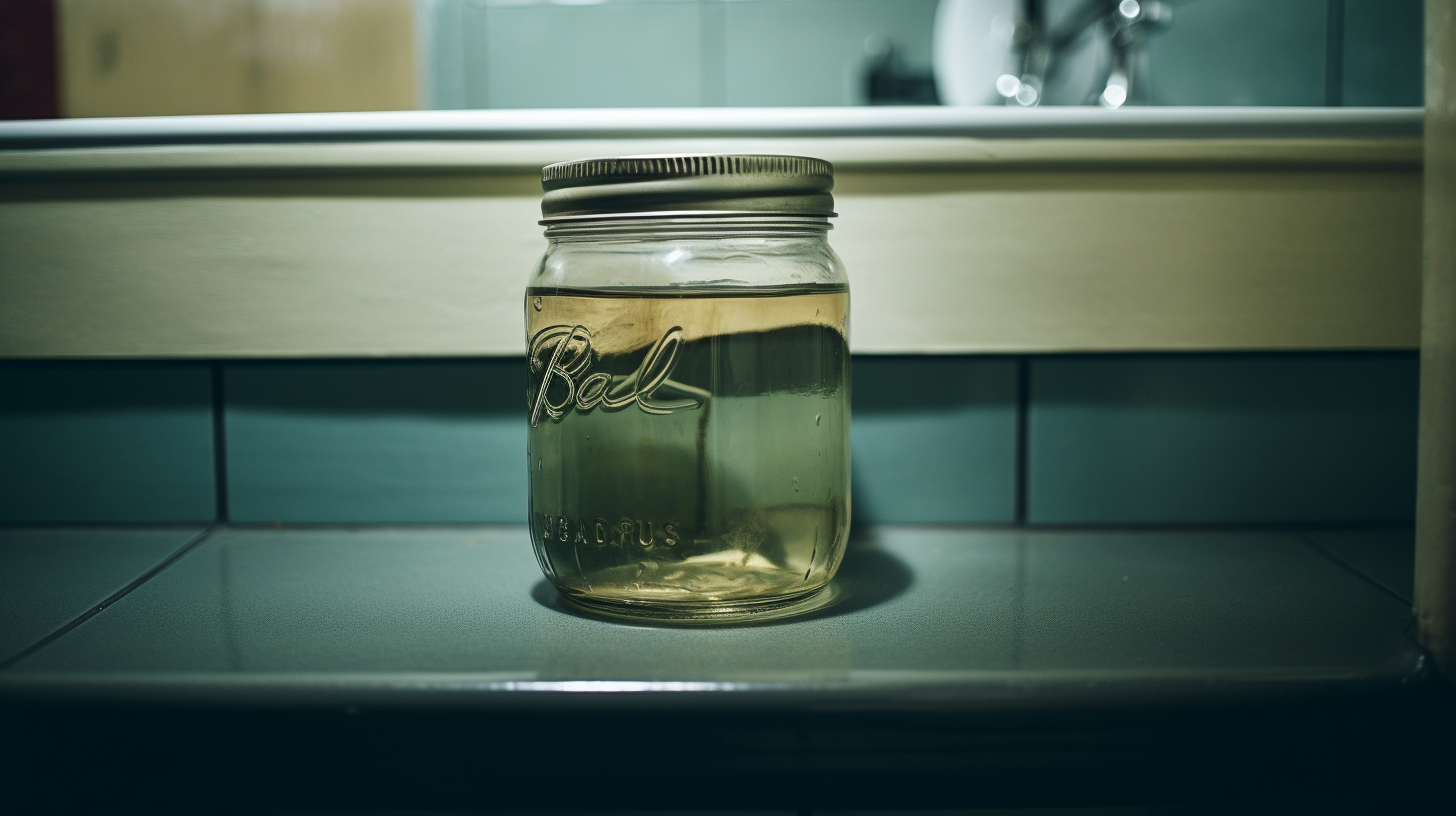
854,354,1019,413
222,358,523,418
0,359,212,414
1029,350,1420,411
529,529,913,628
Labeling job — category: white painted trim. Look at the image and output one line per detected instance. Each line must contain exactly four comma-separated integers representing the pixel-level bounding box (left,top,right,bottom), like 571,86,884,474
0,109,1424,358
0,137,1421,176
0,107,1423,149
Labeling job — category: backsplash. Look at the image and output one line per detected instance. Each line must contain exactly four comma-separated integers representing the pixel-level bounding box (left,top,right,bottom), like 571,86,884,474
0,353,1418,526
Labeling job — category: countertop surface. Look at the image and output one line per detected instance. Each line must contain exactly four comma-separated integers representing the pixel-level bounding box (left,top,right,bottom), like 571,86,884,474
0,525,1423,700
2,524,1445,811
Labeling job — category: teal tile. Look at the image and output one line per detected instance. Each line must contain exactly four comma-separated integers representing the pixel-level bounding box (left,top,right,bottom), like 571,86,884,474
1341,0,1423,106
723,0,939,106
484,1,703,108
1027,355,1419,525
1303,528,1414,603
420,0,473,110
700,0,728,106
457,0,492,109
851,357,1017,524
1145,0,1330,105
0,364,216,523
224,360,526,524
0,527,205,664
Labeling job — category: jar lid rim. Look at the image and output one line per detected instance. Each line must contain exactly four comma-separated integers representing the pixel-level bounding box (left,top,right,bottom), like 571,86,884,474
542,154,833,187
540,153,835,220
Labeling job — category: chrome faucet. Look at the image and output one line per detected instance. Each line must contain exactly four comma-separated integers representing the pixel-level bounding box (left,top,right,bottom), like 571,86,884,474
997,0,1172,108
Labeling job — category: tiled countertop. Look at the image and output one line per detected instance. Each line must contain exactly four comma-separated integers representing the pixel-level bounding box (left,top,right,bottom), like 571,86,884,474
1,525,1447,811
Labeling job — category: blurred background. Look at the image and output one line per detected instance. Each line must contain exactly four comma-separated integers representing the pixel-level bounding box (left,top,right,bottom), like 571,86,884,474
0,0,1425,120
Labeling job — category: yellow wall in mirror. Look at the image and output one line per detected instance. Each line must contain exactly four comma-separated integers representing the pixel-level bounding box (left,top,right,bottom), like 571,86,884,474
58,0,419,117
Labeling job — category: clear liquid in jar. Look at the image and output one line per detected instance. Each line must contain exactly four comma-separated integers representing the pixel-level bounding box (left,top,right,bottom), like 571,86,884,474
526,284,850,620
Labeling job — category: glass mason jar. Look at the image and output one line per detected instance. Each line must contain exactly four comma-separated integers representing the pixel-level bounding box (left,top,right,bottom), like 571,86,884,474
525,154,850,623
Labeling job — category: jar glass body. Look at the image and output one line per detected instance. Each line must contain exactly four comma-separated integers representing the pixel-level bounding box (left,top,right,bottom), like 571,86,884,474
525,221,850,621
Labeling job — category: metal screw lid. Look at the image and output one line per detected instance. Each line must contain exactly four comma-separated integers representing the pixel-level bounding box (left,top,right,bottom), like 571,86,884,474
540,154,835,222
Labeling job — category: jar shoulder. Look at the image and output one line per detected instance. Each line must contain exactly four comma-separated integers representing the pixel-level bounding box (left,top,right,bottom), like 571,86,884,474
527,235,847,291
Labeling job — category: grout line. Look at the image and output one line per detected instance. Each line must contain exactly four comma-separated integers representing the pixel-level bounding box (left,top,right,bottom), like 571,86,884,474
1297,530,1411,607
211,364,230,523
1013,356,1030,526
0,524,222,671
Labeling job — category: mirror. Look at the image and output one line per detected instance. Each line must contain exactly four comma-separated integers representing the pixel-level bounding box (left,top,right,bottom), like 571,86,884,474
0,0,1424,120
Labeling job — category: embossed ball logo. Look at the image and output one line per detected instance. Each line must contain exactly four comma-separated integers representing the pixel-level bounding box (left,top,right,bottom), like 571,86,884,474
528,324,709,427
